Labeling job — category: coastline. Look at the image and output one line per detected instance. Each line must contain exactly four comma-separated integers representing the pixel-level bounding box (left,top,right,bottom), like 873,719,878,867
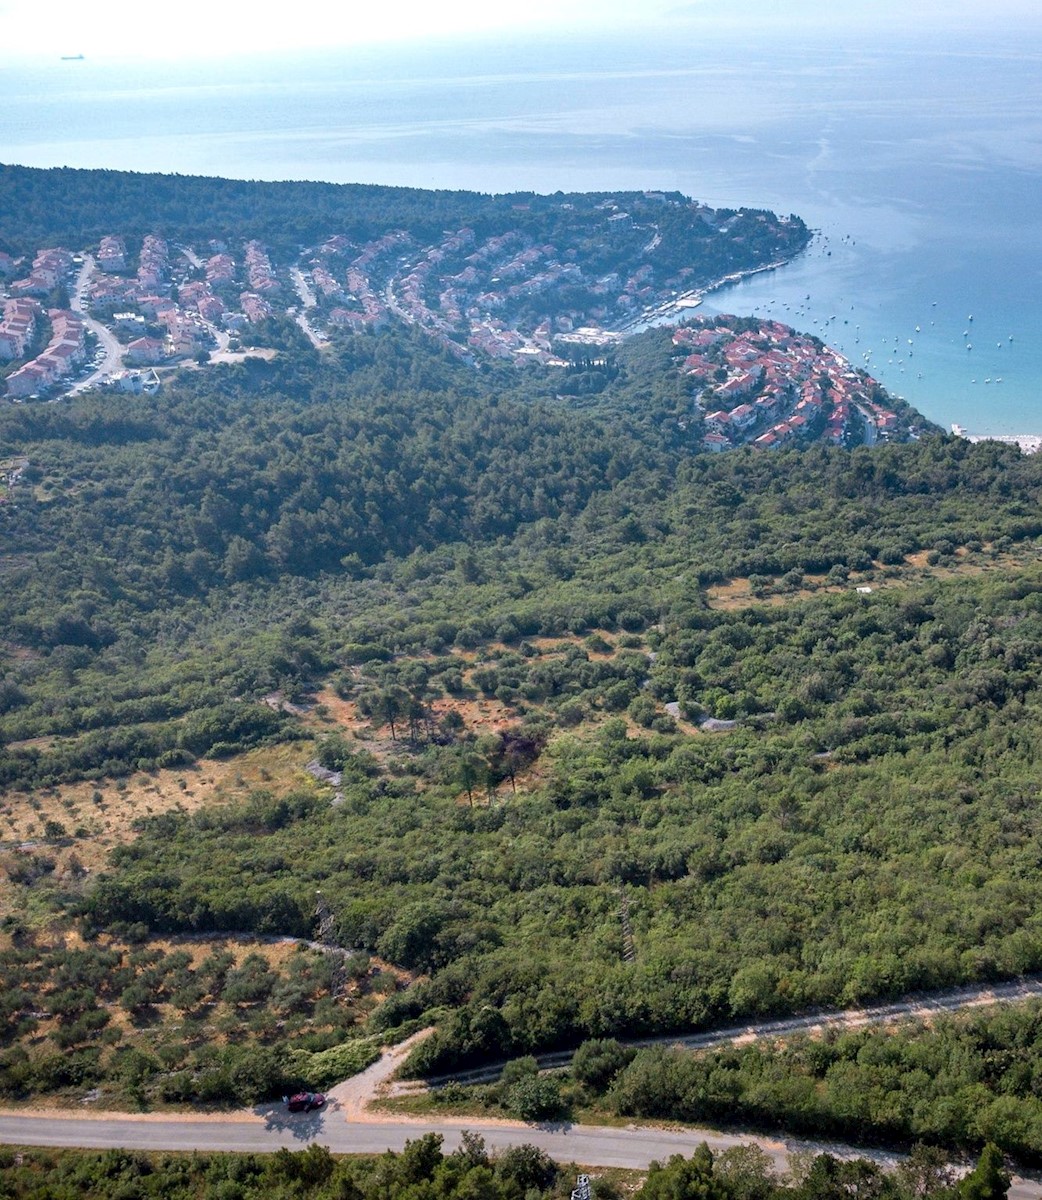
952,424,1041,455
618,257,792,336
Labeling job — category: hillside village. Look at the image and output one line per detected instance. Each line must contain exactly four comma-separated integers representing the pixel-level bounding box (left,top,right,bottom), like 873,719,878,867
0,190,804,395
0,213,920,449
674,317,923,450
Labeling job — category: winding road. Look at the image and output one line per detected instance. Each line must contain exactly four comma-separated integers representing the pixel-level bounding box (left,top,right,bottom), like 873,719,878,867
5,980,1042,1194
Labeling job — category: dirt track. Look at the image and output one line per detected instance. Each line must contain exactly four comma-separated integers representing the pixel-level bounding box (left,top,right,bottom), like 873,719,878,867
418,973,1042,1088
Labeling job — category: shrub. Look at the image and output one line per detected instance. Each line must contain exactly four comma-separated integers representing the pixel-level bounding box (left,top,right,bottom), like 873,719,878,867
293,1039,381,1089
500,1055,538,1086
571,1038,635,1091
506,1073,564,1121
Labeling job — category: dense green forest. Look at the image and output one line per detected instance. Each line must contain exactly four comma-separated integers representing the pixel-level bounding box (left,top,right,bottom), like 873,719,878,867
0,327,1037,787
596,1002,1042,1164
4,174,1042,1155
57,567,1042,1078
5,318,1042,1127
0,164,808,272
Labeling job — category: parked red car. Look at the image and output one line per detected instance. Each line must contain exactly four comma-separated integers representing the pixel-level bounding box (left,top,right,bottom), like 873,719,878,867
285,1091,326,1113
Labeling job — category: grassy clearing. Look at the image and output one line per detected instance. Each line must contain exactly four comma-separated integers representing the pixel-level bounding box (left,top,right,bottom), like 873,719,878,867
705,543,1039,611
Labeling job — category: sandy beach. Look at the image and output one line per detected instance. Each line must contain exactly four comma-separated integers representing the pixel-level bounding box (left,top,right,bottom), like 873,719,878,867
952,425,1042,454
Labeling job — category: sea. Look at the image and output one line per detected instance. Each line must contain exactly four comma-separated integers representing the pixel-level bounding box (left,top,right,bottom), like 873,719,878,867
3,22,1042,436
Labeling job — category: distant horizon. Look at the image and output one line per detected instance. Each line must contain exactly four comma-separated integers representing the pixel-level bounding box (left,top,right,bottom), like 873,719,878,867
3,12,1041,437
2,0,1040,64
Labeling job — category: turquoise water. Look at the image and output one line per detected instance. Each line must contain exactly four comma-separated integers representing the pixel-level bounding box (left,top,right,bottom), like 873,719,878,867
3,27,1041,434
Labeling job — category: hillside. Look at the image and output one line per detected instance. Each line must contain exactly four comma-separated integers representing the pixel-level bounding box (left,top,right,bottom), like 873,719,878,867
3,324,1042,1120
2,174,1042,1154
0,164,809,386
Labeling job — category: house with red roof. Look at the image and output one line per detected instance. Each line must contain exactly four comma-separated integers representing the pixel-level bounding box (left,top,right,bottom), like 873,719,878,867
729,403,757,430
126,336,166,365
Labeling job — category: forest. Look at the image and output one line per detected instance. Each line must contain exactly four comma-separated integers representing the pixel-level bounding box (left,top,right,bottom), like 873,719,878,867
0,164,808,272
5,320,1042,1138
4,171,1042,1159
598,1002,1042,1164
0,326,1038,788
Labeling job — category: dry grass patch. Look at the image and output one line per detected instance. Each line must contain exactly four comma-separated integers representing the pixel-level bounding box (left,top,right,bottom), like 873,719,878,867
308,686,361,730
526,631,622,659
310,684,523,751
431,694,516,734
706,577,845,610
303,688,403,764
0,742,321,918
705,545,1042,612
3,735,59,752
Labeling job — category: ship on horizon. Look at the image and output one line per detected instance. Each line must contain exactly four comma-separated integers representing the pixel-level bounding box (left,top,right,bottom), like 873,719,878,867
60,54,85,61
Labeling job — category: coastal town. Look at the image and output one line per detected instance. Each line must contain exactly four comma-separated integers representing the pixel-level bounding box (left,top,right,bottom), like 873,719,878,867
0,205,921,450
0,191,806,396
672,316,922,450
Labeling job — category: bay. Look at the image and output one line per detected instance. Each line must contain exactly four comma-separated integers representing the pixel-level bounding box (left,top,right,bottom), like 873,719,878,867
2,25,1041,435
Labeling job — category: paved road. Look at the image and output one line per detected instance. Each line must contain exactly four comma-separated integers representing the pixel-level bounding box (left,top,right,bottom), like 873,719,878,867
199,316,230,357
2,1107,1041,1199
177,244,203,270
173,243,231,356
855,401,879,445
6,977,1042,1189
68,255,124,393
290,267,328,348
0,1108,911,1171
383,279,412,324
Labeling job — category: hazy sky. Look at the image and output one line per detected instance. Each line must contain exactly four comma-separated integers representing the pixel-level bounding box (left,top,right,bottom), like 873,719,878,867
4,0,638,59
2,0,1038,61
